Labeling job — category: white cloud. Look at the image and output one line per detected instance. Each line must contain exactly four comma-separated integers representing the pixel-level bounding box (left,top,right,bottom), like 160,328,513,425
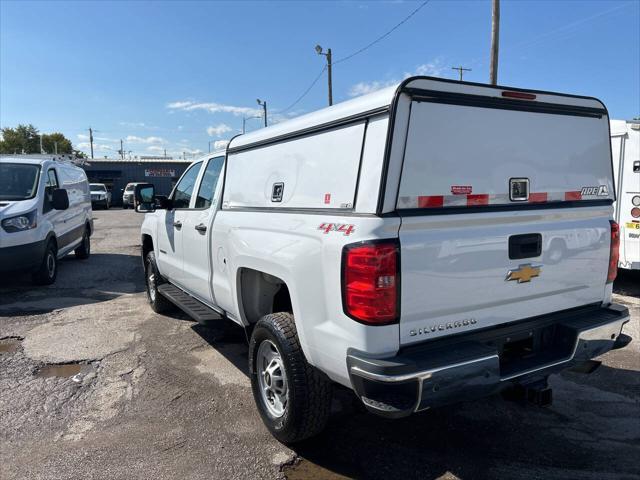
146,145,165,153
125,135,166,144
213,140,229,150
349,80,397,97
77,142,113,151
206,123,233,137
77,133,118,143
167,100,261,117
414,60,447,77
119,121,156,129
349,59,447,97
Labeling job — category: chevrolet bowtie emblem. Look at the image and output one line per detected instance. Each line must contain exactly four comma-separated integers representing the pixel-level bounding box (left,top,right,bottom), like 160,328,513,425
506,264,541,283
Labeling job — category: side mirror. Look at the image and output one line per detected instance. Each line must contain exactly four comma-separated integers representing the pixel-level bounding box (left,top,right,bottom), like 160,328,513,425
52,188,69,210
155,195,172,210
134,184,156,213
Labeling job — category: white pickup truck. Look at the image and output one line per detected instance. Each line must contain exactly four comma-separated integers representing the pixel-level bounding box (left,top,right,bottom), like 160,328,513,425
136,76,631,443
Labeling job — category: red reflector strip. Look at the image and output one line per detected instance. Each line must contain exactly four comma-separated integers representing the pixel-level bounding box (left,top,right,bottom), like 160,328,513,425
467,194,489,206
502,91,537,100
418,195,444,208
529,192,548,203
565,191,582,201
402,191,589,209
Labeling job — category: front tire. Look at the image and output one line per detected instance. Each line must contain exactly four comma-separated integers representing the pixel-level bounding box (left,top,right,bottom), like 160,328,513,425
32,241,58,285
249,312,332,443
145,251,173,313
75,228,91,259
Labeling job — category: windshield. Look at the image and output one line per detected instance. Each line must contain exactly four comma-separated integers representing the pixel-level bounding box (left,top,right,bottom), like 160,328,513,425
125,184,135,192
90,184,107,192
0,163,41,201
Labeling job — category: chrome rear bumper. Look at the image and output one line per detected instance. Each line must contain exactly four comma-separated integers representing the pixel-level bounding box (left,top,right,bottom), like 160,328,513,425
347,304,630,418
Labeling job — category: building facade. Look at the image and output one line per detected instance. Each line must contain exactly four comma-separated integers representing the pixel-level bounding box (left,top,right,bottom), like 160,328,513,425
82,158,192,206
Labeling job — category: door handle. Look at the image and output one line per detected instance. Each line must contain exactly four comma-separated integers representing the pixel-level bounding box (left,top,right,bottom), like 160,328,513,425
195,223,207,233
173,221,182,229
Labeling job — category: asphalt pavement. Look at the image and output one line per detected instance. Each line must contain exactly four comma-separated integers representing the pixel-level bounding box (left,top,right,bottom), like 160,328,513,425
1,209,638,480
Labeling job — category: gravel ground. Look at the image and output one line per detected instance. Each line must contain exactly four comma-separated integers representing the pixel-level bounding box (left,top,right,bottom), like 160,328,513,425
0,209,638,480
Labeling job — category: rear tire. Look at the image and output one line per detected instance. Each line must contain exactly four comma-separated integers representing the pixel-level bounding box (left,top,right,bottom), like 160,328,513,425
32,241,58,285
249,312,332,443
74,228,91,259
145,251,173,313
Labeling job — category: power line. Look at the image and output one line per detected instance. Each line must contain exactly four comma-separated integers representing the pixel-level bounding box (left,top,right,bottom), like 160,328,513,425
333,0,430,65
277,0,430,114
279,66,327,114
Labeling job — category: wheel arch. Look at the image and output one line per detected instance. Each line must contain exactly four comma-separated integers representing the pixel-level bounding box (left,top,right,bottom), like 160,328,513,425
45,231,58,251
141,233,154,260
236,267,293,326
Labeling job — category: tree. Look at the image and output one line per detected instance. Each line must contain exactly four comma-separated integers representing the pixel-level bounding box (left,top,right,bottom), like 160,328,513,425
0,124,77,155
0,124,40,154
42,132,73,154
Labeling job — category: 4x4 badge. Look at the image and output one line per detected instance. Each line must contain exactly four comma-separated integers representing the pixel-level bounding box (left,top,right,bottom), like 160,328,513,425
506,264,541,283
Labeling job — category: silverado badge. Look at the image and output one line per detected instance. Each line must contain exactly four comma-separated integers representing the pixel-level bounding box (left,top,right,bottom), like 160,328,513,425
506,264,541,283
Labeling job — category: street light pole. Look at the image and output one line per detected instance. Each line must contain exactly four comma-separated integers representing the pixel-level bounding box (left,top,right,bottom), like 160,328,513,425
315,45,333,106
242,115,262,134
256,99,268,127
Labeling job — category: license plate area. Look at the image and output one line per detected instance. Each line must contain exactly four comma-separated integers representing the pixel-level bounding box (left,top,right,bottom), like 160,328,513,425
492,323,575,377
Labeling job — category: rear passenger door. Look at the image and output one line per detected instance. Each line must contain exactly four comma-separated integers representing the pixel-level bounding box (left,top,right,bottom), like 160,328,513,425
155,161,202,283
179,156,225,304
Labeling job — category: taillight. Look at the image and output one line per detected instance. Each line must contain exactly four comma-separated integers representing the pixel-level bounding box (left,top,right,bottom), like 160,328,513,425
631,207,640,218
501,91,536,100
607,221,619,284
342,240,399,325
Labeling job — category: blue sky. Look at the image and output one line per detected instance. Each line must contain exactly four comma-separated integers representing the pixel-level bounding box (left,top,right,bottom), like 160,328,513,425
1,0,638,159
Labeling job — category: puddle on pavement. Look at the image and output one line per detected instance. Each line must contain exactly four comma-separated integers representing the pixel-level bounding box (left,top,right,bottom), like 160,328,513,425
283,460,351,480
0,337,22,354
35,362,93,379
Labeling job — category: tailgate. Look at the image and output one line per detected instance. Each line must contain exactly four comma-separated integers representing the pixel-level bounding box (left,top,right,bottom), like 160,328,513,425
395,88,614,346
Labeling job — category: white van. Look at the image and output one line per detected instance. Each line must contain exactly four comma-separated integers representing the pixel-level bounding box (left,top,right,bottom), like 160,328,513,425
611,119,640,270
0,155,93,284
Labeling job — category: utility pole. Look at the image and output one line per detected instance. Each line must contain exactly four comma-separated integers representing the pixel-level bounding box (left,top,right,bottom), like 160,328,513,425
120,139,124,160
164,149,167,159
315,45,333,106
40,135,44,154
89,127,94,159
451,66,472,81
256,99,268,127
489,0,500,85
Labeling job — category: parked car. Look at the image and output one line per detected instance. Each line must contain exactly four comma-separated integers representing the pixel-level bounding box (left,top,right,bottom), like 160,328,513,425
0,155,93,284
610,119,640,270
90,183,111,209
122,182,151,209
135,76,631,443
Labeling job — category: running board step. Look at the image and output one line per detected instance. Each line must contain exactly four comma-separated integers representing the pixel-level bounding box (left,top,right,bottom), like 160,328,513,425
157,284,222,323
